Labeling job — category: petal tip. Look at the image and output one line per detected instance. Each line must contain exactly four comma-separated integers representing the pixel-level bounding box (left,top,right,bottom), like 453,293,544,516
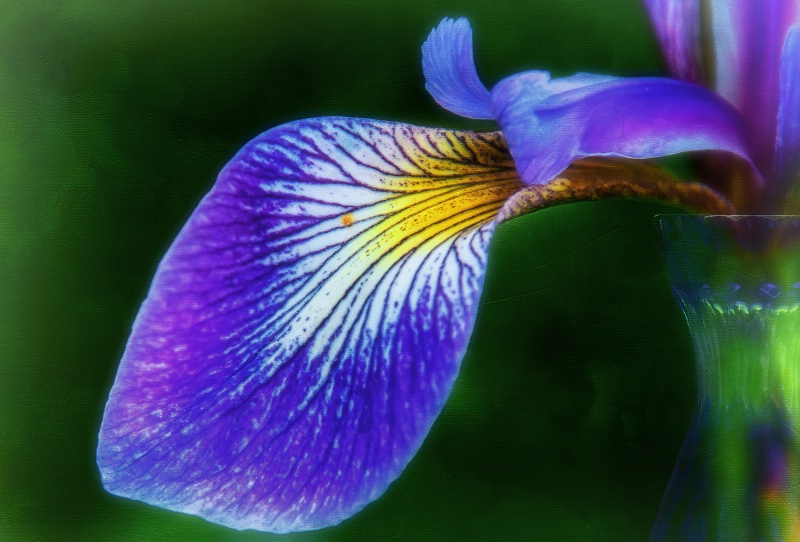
422,17,493,119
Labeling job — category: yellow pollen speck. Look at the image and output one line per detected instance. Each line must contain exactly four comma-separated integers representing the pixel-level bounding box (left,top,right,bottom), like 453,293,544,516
341,213,355,227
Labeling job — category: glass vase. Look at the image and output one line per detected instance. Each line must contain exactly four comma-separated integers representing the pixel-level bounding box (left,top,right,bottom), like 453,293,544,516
651,215,800,542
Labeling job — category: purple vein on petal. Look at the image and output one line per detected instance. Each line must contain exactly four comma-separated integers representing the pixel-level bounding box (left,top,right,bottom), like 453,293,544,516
96,117,523,533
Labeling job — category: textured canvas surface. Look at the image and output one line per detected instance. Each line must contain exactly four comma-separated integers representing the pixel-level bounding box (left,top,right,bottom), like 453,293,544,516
1,1,700,540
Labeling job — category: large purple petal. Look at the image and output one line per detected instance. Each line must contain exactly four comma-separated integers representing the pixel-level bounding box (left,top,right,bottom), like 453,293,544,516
642,0,705,84
97,118,523,532
774,25,800,196
489,70,760,189
709,0,800,173
422,17,493,119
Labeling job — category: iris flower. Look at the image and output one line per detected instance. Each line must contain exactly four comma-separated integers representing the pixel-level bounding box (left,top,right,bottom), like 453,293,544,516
98,1,800,533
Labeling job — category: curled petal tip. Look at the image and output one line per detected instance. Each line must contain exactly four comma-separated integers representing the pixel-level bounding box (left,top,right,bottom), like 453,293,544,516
422,17,493,119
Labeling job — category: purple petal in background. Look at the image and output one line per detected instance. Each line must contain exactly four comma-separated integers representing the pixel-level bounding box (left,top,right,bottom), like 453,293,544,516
96,117,522,532
489,70,759,188
422,17,493,119
642,0,705,84
710,0,800,174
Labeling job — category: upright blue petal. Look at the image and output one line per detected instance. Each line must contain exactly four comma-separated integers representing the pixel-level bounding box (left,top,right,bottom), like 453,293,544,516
642,0,705,84
709,0,800,174
489,70,761,192
422,17,493,119
96,117,523,532
775,26,800,192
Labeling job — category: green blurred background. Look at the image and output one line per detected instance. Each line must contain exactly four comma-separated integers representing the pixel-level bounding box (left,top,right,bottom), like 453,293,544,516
0,1,698,540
